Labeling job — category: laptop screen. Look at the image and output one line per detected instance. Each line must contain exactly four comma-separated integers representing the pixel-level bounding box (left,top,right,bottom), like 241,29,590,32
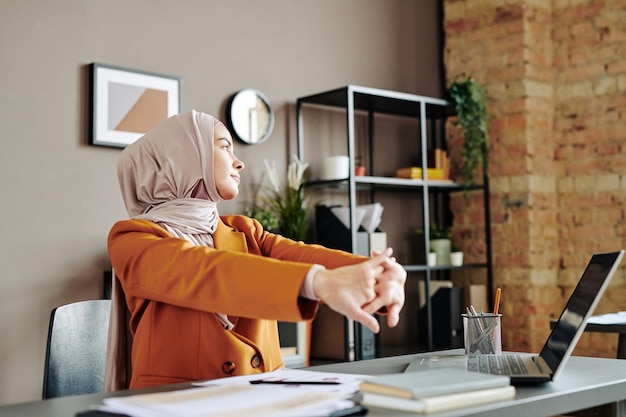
539,252,623,374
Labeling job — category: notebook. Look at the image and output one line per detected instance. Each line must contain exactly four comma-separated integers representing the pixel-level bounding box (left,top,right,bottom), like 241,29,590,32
406,250,625,384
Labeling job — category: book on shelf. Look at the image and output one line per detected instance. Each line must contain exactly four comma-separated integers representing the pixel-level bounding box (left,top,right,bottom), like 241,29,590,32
359,368,515,414
397,148,451,180
395,167,448,180
429,148,450,177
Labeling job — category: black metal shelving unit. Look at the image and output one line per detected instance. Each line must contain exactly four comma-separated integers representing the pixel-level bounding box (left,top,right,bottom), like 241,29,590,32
296,85,492,357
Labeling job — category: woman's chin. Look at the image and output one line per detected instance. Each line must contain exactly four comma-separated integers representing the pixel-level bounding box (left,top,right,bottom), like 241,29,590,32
217,188,239,201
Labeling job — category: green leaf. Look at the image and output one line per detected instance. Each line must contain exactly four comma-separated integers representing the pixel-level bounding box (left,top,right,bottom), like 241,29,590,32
449,77,489,187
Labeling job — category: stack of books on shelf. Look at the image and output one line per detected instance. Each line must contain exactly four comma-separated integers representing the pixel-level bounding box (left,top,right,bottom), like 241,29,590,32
359,368,515,414
395,148,451,180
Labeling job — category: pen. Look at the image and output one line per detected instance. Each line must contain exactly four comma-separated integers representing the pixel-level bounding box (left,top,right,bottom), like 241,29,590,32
75,410,131,417
469,305,485,332
249,379,341,385
329,405,368,417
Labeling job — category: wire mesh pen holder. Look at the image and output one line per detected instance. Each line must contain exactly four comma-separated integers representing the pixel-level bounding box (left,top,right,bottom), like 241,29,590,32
462,313,502,355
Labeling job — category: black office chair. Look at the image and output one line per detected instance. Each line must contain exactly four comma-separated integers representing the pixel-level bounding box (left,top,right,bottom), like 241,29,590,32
42,299,111,399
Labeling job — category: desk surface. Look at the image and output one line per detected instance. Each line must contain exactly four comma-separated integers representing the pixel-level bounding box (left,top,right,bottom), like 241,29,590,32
2,351,626,417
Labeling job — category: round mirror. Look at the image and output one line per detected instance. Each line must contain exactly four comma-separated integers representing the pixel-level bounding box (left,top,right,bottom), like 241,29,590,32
226,89,274,145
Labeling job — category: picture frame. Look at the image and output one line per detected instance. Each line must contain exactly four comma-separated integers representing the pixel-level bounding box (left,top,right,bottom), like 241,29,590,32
89,63,182,148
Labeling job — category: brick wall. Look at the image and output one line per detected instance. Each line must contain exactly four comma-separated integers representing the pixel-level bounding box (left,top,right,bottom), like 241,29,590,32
444,0,626,357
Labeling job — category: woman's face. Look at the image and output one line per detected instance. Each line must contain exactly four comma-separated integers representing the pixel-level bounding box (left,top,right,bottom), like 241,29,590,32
213,123,244,200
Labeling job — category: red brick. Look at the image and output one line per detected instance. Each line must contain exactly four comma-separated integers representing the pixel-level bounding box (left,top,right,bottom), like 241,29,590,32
444,0,626,356
565,2,604,21
606,59,626,75
494,5,524,24
445,18,481,35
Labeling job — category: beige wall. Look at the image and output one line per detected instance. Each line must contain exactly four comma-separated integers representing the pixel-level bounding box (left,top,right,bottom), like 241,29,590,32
0,0,442,405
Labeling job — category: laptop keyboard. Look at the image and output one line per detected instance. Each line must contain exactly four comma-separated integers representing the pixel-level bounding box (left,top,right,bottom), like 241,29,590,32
467,354,529,375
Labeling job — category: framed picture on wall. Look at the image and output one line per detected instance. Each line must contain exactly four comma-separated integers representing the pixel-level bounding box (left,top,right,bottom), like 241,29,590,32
89,63,182,148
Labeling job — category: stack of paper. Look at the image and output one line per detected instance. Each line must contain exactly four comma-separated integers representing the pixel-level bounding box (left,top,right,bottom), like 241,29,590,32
359,203,383,233
359,368,515,414
98,369,367,417
587,312,626,324
103,385,351,417
330,206,367,230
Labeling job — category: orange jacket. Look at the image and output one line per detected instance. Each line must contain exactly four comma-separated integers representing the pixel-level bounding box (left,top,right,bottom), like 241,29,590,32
107,215,363,388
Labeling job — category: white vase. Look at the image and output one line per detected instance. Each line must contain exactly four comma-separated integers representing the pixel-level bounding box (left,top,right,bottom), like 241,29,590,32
427,252,437,267
430,239,451,265
450,251,464,266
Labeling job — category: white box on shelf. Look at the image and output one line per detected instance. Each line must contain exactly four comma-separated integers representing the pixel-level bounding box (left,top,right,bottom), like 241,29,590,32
356,231,387,256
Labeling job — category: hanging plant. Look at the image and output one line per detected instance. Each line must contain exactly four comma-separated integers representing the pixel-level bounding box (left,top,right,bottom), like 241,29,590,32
448,77,489,186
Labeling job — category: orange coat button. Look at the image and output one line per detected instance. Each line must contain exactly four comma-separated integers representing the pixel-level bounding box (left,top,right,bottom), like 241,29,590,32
251,355,263,368
221,361,236,375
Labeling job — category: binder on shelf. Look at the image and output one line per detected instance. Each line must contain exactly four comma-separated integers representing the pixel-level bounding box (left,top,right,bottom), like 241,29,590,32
418,280,453,309
310,304,350,360
465,284,488,314
277,321,309,368
313,205,380,361
310,304,376,361
315,204,352,251
417,285,463,350
315,205,386,256
355,318,377,360
356,231,387,257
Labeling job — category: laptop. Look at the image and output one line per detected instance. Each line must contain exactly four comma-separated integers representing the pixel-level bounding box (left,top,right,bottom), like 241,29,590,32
406,250,625,384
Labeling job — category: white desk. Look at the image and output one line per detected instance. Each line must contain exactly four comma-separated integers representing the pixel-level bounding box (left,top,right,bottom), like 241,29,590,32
1,351,626,417
310,350,626,417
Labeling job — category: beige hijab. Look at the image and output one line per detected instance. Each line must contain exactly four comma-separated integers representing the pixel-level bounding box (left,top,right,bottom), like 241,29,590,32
106,110,233,391
117,109,223,246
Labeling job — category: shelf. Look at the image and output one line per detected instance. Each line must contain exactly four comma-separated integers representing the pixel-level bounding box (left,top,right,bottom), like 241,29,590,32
357,175,455,187
306,176,484,192
297,85,454,118
403,263,489,273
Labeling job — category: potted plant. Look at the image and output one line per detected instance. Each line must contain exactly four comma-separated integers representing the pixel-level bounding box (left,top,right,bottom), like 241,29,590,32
448,77,489,187
244,205,279,233
427,248,438,267
450,242,464,267
354,155,366,176
417,223,451,266
248,155,313,241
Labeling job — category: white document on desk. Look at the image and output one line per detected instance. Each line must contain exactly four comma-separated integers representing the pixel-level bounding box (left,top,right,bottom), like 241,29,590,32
587,312,626,324
103,369,369,417
195,368,369,393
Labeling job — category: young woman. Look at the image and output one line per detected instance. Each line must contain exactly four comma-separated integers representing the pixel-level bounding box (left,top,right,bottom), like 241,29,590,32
107,110,406,389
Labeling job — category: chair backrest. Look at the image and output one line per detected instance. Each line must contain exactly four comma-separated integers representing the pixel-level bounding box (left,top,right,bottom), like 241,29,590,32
42,299,111,399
